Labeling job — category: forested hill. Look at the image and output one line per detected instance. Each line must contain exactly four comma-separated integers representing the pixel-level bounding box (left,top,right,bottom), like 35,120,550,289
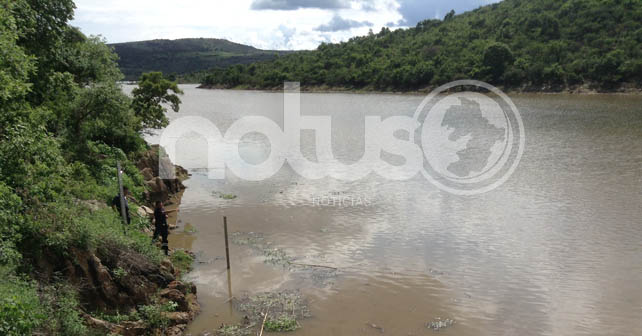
110,38,292,81
202,0,642,92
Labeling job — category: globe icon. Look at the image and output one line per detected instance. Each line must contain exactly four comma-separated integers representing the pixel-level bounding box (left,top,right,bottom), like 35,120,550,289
420,92,509,183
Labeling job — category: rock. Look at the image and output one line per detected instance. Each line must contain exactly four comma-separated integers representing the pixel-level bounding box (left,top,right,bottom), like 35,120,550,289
162,312,191,326
146,177,170,202
141,167,154,181
84,314,116,332
160,288,189,312
118,320,147,336
161,258,176,276
168,280,189,294
136,145,188,203
89,255,118,299
166,324,187,336
137,205,154,218
186,293,200,317
83,315,146,336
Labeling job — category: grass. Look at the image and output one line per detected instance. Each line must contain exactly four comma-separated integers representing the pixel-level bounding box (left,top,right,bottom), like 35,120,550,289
264,316,299,332
170,250,194,275
0,273,44,336
139,300,178,330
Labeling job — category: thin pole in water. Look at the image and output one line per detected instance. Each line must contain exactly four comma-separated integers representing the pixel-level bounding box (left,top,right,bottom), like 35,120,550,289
224,216,230,270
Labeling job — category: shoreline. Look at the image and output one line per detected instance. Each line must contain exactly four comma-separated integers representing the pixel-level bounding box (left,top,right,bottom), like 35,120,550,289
83,145,200,336
196,83,642,96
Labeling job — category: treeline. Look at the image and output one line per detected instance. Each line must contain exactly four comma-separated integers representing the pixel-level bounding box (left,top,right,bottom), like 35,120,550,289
0,0,181,334
110,38,293,81
203,0,642,91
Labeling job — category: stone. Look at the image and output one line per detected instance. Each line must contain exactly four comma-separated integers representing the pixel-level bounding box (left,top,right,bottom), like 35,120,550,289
146,177,169,202
141,167,154,181
168,280,189,294
137,205,154,218
162,312,191,325
166,324,187,336
160,288,189,312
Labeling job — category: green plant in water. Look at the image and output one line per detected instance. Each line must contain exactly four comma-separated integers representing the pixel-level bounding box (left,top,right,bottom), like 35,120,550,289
216,324,251,336
264,315,299,332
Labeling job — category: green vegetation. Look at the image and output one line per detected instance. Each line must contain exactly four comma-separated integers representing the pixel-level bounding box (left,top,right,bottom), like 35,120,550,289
0,0,182,333
203,0,642,92
264,316,299,332
216,324,252,336
223,291,309,334
110,38,293,81
139,300,178,330
170,250,195,275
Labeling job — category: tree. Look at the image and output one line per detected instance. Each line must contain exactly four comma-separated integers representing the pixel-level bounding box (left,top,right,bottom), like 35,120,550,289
444,10,456,21
482,42,514,82
131,72,183,130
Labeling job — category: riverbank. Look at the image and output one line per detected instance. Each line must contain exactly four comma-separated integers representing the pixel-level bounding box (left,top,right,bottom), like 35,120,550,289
73,144,200,336
197,82,642,95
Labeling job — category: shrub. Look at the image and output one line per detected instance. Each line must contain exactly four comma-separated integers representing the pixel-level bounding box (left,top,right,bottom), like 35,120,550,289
0,275,44,336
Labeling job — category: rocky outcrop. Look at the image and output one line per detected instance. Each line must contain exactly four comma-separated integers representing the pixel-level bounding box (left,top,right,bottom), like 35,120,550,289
36,244,175,312
33,144,198,335
137,145,189,203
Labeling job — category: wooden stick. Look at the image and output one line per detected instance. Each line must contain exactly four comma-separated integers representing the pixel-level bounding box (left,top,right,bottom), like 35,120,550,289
224,216,230,270
288,261,337,270
259,312,268,336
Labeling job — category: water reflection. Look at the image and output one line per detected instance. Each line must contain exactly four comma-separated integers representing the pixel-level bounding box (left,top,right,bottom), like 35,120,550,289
153,85,642,336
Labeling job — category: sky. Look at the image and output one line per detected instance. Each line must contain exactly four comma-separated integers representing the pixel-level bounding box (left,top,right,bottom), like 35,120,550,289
71,0,501,50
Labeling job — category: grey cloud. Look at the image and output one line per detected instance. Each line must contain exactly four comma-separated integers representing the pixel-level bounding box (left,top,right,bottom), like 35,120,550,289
251,0,350,10
315,15,373,32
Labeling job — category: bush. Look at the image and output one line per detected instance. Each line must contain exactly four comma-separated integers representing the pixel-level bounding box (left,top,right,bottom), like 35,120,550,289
139,300,178,330
0,275,44,336
39,284,88,336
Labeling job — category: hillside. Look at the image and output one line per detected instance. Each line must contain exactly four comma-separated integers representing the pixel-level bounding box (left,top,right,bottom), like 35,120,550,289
202,0,642,92
1,1,198,334
110,38,292,81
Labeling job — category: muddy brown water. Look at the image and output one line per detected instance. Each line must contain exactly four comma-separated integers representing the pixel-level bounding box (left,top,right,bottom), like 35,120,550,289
135,85,642,336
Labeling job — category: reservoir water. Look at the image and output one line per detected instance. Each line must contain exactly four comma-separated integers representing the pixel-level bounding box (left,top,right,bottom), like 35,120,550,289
139,85,642,336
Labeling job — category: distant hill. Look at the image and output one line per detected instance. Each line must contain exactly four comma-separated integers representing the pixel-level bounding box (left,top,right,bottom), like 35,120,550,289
202,0,642,92
109,38,292,81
